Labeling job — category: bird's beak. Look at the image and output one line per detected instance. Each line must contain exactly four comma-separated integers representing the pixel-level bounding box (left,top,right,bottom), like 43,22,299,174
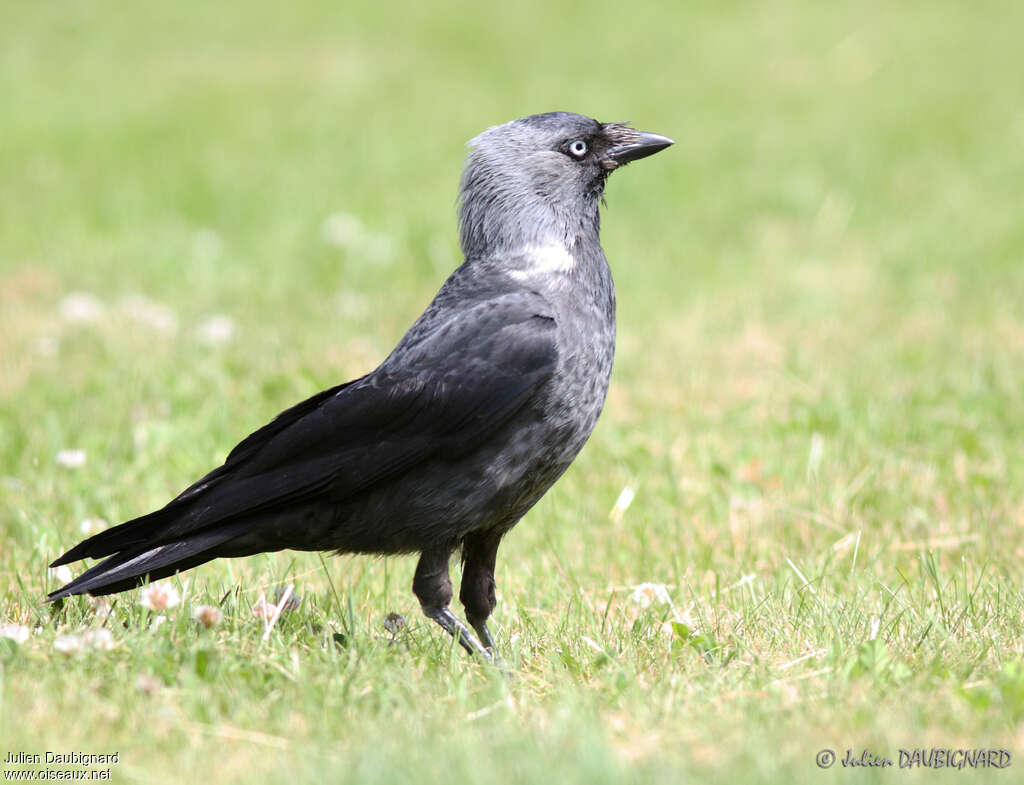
604,130,674,168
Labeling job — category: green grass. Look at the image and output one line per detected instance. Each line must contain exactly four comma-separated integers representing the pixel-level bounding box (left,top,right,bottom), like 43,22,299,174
2,1,1024,782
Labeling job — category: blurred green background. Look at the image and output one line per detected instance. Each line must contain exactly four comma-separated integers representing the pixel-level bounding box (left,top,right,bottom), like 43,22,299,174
2,1,1023,783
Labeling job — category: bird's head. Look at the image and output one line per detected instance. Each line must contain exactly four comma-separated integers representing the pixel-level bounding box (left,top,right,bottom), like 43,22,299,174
458,112,673,258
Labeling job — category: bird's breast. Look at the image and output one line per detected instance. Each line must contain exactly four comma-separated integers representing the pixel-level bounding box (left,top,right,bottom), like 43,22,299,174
545,294,616,453
473,296,615,529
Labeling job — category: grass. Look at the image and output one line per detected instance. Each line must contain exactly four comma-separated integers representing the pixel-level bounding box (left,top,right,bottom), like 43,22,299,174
2,0,1024,782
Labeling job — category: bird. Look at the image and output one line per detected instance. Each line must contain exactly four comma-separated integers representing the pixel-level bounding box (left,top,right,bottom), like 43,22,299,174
48,112,673,660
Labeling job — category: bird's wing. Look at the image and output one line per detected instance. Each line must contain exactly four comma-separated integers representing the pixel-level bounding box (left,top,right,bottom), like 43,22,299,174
161,377,366,507
52,292,557,565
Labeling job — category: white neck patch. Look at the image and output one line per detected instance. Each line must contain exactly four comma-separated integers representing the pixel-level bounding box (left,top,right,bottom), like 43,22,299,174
508,242,576,281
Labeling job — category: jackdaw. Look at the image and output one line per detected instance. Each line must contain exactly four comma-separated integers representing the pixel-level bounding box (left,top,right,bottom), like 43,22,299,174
48,112,673,660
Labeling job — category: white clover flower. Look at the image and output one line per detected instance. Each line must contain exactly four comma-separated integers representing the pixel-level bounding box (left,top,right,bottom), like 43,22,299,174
193,605,223,629
120,295,178,333
53,634,82,655
628,582,672,608
56,449,87,468
58,292,104,323
51,564,74,584
83,628,114,650
139,582,180,611
1,624,30,644
196,315,235,345
52,627,114,653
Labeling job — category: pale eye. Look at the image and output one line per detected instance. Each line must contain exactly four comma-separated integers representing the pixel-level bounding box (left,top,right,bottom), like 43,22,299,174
568,140,588,159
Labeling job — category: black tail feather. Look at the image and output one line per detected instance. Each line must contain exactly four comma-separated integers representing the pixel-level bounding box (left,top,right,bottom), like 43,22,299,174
47,523,246,601
49,500,205,568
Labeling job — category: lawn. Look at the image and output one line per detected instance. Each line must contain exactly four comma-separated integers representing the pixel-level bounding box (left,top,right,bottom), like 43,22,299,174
2,1,1023,782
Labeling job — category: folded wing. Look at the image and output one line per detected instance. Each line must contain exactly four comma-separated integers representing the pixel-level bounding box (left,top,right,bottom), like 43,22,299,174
48,293,557,598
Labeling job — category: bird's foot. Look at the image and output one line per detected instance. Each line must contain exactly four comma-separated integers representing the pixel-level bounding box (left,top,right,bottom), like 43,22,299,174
421,604,494,663
470,619,510,674
470,618,497,651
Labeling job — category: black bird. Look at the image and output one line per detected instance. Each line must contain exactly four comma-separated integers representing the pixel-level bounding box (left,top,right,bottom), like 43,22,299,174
48,112,673,659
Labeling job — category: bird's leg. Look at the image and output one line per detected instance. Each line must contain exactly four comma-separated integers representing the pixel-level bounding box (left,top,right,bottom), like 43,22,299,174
459,530,502,653
413,548,492,661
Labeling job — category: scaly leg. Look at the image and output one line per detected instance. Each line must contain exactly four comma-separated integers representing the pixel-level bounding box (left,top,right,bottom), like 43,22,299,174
459,530,503,654
413,547,491,661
